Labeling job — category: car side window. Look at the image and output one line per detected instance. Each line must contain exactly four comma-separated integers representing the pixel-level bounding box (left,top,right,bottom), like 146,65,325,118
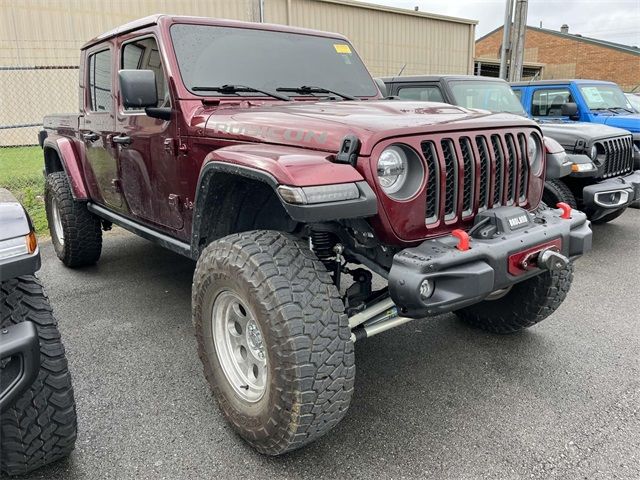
397,86,445,102
531,88,573,117
121,37,170,110
88,49,112,112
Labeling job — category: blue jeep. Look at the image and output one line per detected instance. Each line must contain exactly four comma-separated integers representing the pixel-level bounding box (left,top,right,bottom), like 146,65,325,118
511,79,640,167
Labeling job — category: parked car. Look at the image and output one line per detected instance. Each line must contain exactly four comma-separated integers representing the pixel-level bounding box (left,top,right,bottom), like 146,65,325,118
380,75,640,223
40,15,591,455
625,93,640,113
510,79,640,167
0,188,77,476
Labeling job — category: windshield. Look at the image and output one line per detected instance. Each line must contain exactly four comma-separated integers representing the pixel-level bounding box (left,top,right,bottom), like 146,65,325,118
170,24,378,98
448,80,526,115
579,84,634,110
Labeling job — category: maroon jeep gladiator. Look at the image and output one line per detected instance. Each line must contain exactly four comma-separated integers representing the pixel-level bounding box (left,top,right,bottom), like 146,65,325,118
40,15,592,454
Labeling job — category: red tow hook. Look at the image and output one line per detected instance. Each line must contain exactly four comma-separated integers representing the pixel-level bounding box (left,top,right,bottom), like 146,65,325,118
556,202,572,219
451,229,470,251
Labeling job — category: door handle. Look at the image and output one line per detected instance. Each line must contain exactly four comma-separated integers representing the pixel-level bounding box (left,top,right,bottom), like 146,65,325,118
82,132,99,142
112,134,132,146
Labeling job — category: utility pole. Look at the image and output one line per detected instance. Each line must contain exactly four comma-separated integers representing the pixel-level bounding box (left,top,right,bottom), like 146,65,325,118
508,0,529,82
498,0,514,80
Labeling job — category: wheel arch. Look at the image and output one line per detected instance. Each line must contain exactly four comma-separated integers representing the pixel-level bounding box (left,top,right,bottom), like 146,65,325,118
42,137,88,200
190,162,298,258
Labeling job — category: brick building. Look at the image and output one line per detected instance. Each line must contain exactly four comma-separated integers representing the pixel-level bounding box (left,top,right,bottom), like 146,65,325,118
475,25,640,91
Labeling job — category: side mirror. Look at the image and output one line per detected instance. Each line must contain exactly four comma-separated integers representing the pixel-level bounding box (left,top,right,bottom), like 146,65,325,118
119,70,157,109
561,102,579,120
374,78,388,98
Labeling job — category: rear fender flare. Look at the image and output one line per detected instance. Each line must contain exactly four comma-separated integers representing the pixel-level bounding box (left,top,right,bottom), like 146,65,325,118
42,137,88,200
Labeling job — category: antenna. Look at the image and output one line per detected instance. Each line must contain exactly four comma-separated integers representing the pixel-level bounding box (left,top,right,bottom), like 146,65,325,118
397,63,407,76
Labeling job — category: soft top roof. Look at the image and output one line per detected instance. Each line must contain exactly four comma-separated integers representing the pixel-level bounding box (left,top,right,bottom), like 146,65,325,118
82,14,348,50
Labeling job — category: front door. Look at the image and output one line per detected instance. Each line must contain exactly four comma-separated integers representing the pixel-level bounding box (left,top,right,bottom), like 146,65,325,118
114,34,183,231
80,45,123,210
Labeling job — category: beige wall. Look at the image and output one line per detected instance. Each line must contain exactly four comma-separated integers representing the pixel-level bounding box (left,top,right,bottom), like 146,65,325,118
0,0,475,145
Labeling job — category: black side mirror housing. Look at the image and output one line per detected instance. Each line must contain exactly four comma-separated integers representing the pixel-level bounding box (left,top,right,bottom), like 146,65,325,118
561,102,579,120
119,70,158,109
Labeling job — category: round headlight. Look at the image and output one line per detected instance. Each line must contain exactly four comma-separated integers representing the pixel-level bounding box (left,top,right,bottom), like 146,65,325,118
527,133,543,174
377,146,408,194
589,145,598,160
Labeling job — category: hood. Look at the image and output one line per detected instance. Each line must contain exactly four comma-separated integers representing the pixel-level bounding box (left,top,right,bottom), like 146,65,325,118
539,122,631,151
201,100,538,155
600,114,640,132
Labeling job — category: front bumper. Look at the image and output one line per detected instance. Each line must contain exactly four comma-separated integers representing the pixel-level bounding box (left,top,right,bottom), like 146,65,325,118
0,321,40,411
388,205,592,318
581,170,640,220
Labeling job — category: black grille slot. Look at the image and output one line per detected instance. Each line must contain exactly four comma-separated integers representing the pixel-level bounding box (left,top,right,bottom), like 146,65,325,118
476,136,490,210
421,141,440,223
419,131,531,226
517,133,529,202
491,135,505,206
441,139,458,219
602,136,633,178
460,137,475,216
505,134,518,205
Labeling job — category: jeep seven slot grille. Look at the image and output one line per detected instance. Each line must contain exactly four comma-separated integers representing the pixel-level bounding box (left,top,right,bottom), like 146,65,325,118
601,136,634,178
421,132,531,225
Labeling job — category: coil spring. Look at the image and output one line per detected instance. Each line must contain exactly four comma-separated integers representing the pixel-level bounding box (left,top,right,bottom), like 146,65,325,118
310,230,336,261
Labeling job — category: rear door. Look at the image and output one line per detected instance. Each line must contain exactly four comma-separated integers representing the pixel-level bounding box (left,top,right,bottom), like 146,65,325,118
80,44,123,210
114,33,183,230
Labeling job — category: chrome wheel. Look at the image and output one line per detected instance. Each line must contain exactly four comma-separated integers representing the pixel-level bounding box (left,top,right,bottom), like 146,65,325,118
51,197,64,246
211,290,267,402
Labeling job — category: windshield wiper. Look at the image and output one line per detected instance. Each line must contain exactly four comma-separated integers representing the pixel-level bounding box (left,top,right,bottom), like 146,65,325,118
191,84,291,101
276,85,359,101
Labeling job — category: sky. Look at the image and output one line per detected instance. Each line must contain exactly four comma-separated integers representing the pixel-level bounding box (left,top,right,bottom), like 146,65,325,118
365,0,640,46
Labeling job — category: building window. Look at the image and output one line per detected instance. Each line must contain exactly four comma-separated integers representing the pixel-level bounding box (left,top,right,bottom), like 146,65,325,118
531,88,573,116
88,49,112,112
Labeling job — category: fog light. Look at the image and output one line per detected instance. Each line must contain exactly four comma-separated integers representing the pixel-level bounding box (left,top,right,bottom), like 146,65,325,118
594,190,629,207
420,279,434,300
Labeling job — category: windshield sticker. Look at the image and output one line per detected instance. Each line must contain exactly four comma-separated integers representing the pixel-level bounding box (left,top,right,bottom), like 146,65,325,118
582,87,604,104
333,44,352,54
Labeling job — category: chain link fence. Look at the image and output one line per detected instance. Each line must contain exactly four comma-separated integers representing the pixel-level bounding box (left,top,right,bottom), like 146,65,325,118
0,66,78,232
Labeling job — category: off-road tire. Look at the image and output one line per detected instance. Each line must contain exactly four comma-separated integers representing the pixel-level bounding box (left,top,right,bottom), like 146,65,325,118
592,207,627,224
455,263,574,334
0,276,77,476
45,171,102,267
192,230,355,455
542,179,578,209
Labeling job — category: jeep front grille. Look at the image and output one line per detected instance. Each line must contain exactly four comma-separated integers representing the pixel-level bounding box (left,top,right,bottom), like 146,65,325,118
601,136,634,178
421,132,531,225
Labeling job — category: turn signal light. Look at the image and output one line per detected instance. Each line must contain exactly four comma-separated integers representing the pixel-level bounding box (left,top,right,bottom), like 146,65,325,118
26,231,38,254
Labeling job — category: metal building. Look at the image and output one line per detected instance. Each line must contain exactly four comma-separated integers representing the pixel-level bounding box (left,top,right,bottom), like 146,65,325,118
0,0,477,146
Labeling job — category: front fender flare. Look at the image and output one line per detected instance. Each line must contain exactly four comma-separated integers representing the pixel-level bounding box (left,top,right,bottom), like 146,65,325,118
191,160,377,256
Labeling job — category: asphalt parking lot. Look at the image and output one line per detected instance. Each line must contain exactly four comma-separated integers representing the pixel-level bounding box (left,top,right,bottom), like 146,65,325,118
20,209,640,480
